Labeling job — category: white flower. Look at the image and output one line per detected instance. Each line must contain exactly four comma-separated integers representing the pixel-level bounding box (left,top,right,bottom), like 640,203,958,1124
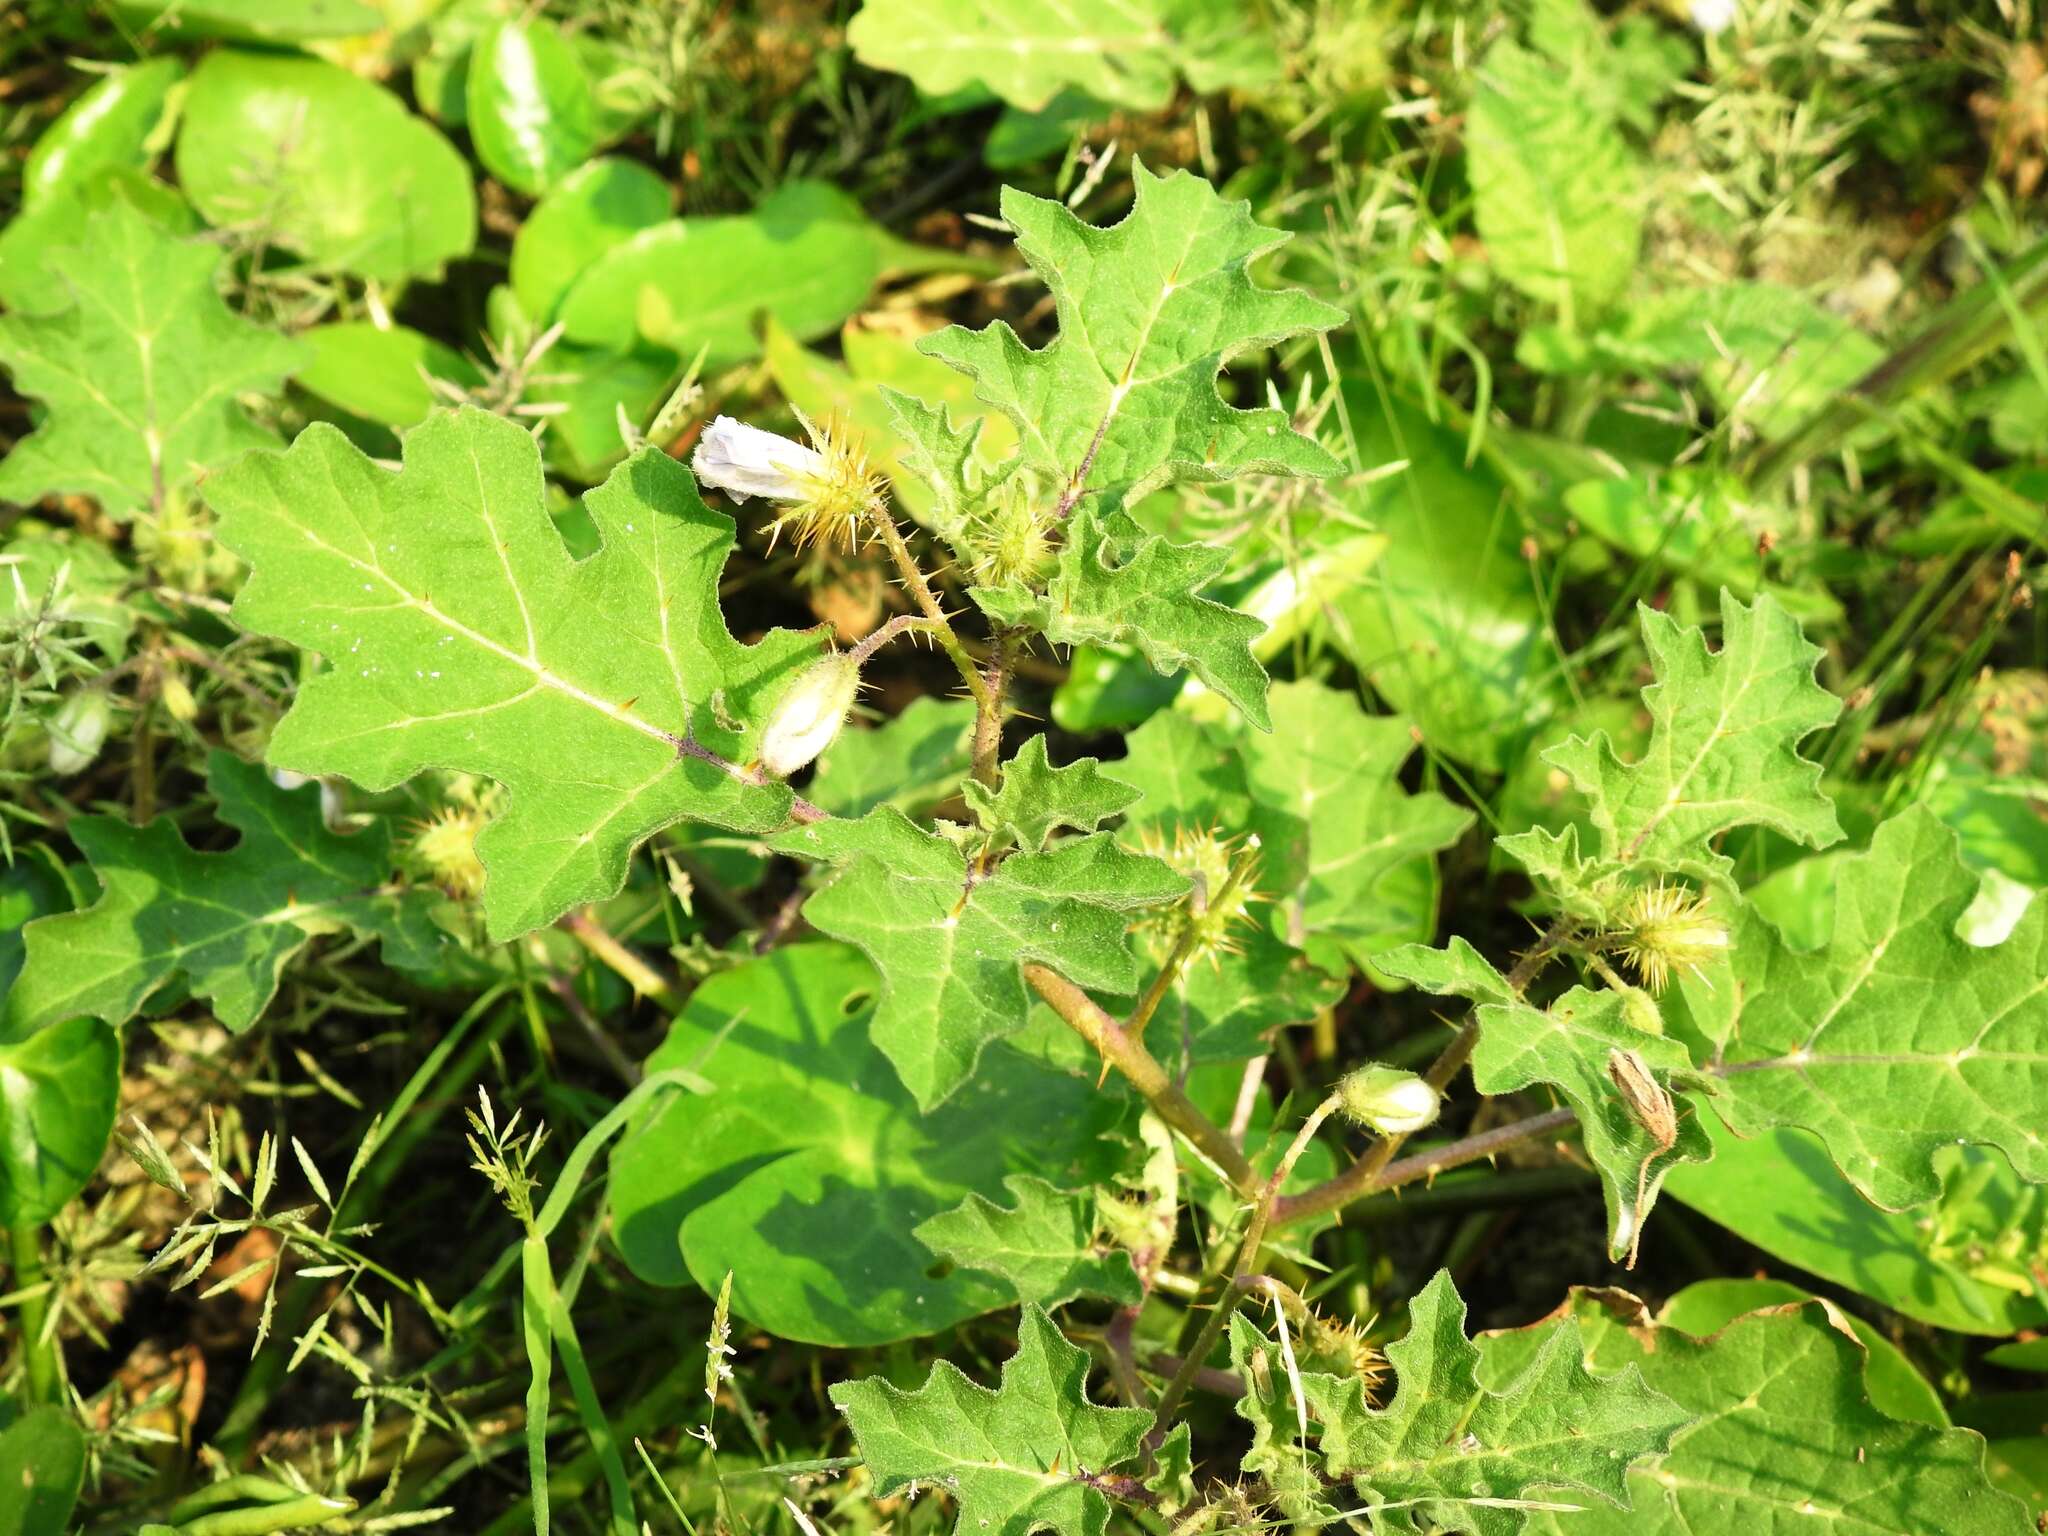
1689,0,1738,34
1337,1065,1440,1136
691,416,823,503
759,653,861,778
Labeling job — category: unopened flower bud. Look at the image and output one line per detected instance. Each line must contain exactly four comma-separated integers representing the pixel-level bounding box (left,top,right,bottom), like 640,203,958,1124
160,667,198,723
47,689,112,776
759,652,860,778
1337,1065,1440,1136
1620,986,1664,1037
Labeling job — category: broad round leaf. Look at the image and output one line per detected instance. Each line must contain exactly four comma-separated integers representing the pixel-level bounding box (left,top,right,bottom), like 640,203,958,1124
0,1017,119,1229
1,855,116,1229
298,322,483,428
466,17,598,198
0,1407,87,1536
110,0,381,41
606,943,1131,1345
510,157,672,321
22,58,182,211
556,181,885,367
1666,1115,2048,1337
176,50,476,284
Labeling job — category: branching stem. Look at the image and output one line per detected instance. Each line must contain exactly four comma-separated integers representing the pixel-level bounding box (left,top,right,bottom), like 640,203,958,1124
1126,843,1260,1041
867,506,988,710
1022,963,1257,1196
1268,915,1578,1227
1149,1093,1341,1439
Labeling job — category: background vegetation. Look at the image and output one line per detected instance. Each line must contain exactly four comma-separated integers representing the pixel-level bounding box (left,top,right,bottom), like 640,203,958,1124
2,0,2048,1531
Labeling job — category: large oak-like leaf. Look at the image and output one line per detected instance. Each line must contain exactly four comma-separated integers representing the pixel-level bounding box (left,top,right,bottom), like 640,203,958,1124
1683,806,2048,1211
0,853,117,1229
932,165,1343,728
1233,1270,1684,1531
8,752,447,1033
831,1304,1153,1536
0,198,301,519
1478,1291,2032,1536
771,809,1183,1108
1502,589,1841,894
206,406,827,938
1379,939,1713,1261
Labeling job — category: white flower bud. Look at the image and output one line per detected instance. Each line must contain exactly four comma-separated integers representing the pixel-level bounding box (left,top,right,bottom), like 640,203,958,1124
47,690,112,776
1337,1065,1440,1136
691,416,823,504
759,653,860,778
1688,0,1737,32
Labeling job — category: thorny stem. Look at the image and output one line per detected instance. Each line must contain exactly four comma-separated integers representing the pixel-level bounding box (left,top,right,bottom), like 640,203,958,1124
867,505,989,710
1126,841,1261,1042
849,613,940,668
1269,914,1578,1227
972,630,1018,788
1022,964,1257,1196
1149,1093,1342,1441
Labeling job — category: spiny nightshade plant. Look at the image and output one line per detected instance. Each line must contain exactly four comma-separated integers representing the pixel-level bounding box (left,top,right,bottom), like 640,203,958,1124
4,2,2048,1524
4,152,2036,1535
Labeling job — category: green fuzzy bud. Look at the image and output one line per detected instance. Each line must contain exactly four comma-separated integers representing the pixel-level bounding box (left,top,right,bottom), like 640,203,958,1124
759,652,860,778
1337,1064,1440,1135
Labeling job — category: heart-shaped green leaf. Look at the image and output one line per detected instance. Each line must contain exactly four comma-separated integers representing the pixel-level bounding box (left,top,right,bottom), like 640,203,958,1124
606,943,1131,1344
176,50,475,284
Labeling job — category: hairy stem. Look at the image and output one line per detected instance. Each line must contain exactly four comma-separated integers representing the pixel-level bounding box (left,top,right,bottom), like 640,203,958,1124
1270,1106,1580,1227
1127,842,1260,1041
1150,1094,1341,1439
1023,963,1257,1196
559,910,676,1005
971,630,1017,788
868,508,989,709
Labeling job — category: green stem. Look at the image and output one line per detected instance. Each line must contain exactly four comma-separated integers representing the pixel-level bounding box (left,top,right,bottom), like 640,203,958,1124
868,507,989,711
1268,915,1576,1228
1023,964,1257,1196
10,1220,57,1403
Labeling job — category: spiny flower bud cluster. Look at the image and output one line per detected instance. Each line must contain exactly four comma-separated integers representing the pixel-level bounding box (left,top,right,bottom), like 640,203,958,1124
1613,881,1729,993
964,481,1058,589
1142,826,1260,967
410,804,488,900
